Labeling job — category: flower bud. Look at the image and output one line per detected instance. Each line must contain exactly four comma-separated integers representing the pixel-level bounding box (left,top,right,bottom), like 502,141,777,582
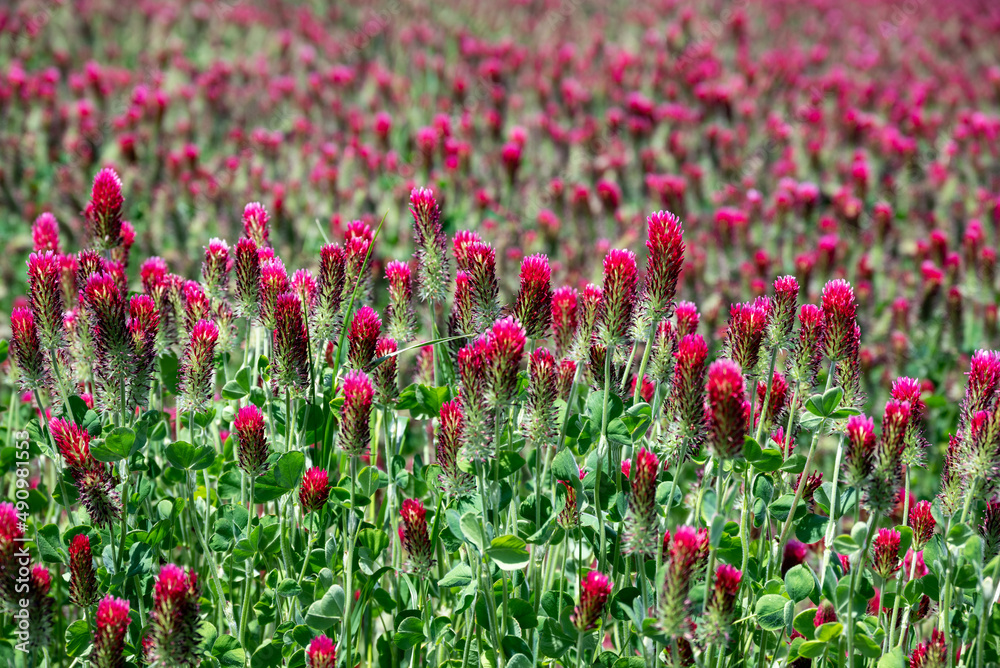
725,298,770,375
639,210,685,331
202,238,230,299
179,319,219,412
385,261,417,342
10,307,46,391
871,528,902,578
243,202,270,247
87,168,124,250
307,635,337,668
410,187,450,303
910,500,936,550
27,251,65,349
258,258,289,330
598,249,638,345
32,212,61,253
551,286,579,358
706,359,749,461
146,564,200,667
272,292,310,396
820,279,857,362
437,398,473,496
347,306,382,370
69,534,100,607
623,447,660,556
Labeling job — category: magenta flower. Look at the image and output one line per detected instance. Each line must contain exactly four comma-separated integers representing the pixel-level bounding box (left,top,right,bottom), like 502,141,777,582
639,210,685,330
146,564,200,667
87,167,124,250
242,201,270,247
202,238,230,298
27,250,65,350
725,298,771,375
909,501,936,550
450,270,475,336
306,635,337,668
865,400,910,513
675,301,700,337
385,261,417,342
597,248,638,345
315,243,347,344
706,359,749,461
768,275,799,344
513,254,553,339
453,230,483,271
410,187,450,303
820,279,858,362
790,304,825,389
179,319,219,412
871,528,902,578
437,398,473,497
399,498,435,573
347,306,382,370
69,534,99,607
258,258,289,330
458,336,494,461
486,317,526,406
556,358,578,401
961,350,1000,428
340,370,373,456
32,212,60,253
92,595,131,668
10,307,46,391
572,571,613,631
667,334,708,452
235,240,264,324
659,525,709,636
909,628,950,668
272,292,310,396
234,405,269,477
300,467,331,514
814,600,838,626
551,286,579,358
373,337,399,404
623,447,660,556
843,414,876,487
127,295,159,412
703,563,742,640
466,241,500,330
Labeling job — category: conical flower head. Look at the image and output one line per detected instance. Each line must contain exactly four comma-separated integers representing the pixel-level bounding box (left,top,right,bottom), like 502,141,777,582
437,398,473,496
458,336,495,461
649,320,678,384
487,317,526,407
551,286,579,358
234,405,269,477
843,415,876,487
570,283,602,361
347,306,382,370
675,301,700,337
449,270,475,336
768,275,799,344
146,564,200,668
524,347,558,450
725,298,771,375
961,350,1000,427
385,261,417,342
87,167,124,250
202,238,230,298
706,359,749,461
51,418,95,472
598,249,638,345
871,528,902,578
233,237,261,319
10,307,46,391
179,319,219,412
466,241,500,330
623,447,660,556
27,250,65,349
242,202,270,247
660,526,709,636
410,187,450,303
69,534,100,607
258,258,289,329
909,500,936,549
307,635,337,668
791,304,825,388
891,376,927,466
75,465,122,529
668,334,709,451
453,230,483,271
127,294,159,413
640,210,685,329
572,571,613,631
513,254,553,339
315,243,347,343
32,212,60,253
339,370,374,456
272,292,310,396
373,338,399,404
92,595,131,668
299,467,331,514
399,498,435,573
821,279,857,362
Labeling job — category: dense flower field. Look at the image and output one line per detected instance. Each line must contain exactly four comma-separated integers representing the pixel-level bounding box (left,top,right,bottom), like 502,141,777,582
1,1,1000,668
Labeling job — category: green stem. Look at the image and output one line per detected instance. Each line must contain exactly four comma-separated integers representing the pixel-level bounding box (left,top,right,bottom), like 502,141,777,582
846,513,876,668
596,344,613,572
239,475,255,648
885,467,911,650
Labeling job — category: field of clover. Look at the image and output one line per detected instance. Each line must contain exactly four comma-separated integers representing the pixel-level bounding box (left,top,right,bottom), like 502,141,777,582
2,2,1000,668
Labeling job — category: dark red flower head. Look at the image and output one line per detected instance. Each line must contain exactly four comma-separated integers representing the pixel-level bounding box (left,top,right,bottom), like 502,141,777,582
88,167,124,250
642,210,685,326
871,528,902,578
551,286,579,358
10,307,45,390
32,212,60,253
821,279,858,361
513,254,553,339
399,498,435,573
234,405,269,477
147,564,201,668
27,250,65,349
307,635,337,668
299,467,331,513
706,359,749,460
725,298,771,374
909,500,936,549
348,306,382,370
487,317,526,406
340,370,374,456
69,534,99,607
93,595,131,668
598,249,638,344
